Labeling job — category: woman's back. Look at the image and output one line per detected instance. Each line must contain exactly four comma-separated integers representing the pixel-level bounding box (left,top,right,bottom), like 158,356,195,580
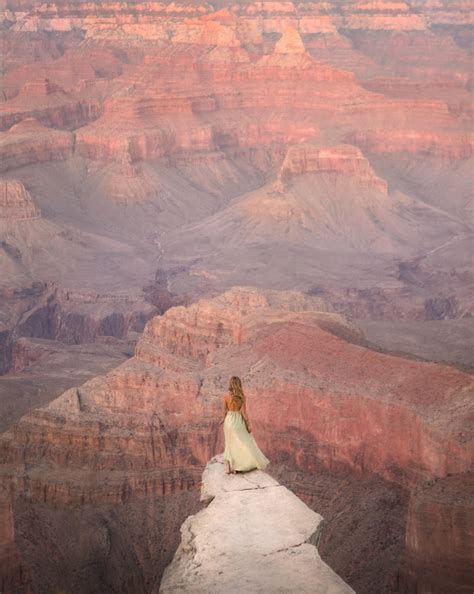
226,393,242,411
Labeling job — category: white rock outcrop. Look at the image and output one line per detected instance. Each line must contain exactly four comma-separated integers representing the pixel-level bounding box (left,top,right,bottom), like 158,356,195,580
158,455,354,593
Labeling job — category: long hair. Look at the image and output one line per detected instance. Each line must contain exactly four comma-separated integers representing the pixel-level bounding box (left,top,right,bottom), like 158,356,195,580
229,376,245,407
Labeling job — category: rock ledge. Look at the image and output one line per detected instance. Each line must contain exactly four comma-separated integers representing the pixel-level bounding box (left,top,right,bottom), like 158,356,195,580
158,454,354,593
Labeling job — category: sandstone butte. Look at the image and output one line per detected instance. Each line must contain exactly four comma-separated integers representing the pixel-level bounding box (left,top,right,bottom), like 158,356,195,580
278,143,388,190
0,180,41,220
158,454,354,594
0,287,473,592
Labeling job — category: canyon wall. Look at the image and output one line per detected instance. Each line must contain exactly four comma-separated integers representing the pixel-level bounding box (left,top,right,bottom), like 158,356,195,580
398,472,474,594
0,287,472,592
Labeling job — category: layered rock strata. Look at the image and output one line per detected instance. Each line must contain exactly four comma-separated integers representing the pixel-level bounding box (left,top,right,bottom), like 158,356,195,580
0,180,40,220
0,0,471,325
278,143,388,190
0,118,72,172
0,287,472,592
0,282,161,375
1,337,131,433
397,473,474,594
2,3,471,169
158,454,354,594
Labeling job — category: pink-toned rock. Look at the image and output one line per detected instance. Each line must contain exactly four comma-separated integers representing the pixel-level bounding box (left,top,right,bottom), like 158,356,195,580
347,129,474,160
0,286,472,591
0,180,41,220
172,11,242,47
278,143,388,190
0,76,101,131
0,118,72,172
274,24,306,54
1,287,471,503
398,474,474,594
0,489,34,594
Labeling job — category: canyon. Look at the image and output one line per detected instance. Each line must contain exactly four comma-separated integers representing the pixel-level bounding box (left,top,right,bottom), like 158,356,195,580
1,287,473,592
0,0,473,592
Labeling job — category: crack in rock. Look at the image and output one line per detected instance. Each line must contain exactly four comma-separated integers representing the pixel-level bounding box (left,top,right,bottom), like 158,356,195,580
262,522,325,557
160,455,353,593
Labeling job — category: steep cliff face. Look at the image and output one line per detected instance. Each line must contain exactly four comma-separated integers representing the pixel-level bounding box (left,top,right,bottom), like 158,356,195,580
1,2,471,170
159,454,354,593
0,282,170,379
398,473,474,594
0,287,472,592
278,143,388,190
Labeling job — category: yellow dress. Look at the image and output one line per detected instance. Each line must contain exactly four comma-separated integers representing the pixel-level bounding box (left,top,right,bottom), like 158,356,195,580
223,410,270,472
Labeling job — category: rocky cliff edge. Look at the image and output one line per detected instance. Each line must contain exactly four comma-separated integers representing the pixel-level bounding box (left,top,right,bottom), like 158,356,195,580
158,454,354,594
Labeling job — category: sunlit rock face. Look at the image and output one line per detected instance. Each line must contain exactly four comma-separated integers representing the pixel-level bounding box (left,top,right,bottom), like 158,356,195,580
0,287,472,592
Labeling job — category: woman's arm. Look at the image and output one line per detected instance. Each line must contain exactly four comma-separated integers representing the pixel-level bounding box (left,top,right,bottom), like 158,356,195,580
241,401,252,432
221,396,228,421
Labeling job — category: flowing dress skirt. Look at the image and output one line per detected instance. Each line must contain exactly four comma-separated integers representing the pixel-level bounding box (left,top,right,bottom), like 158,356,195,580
223,411,270,472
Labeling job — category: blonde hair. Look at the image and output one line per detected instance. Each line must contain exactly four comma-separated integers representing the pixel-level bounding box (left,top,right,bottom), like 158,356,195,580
229,376,245,407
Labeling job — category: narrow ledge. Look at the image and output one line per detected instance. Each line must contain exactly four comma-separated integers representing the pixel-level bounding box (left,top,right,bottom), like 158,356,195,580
157,455,353,594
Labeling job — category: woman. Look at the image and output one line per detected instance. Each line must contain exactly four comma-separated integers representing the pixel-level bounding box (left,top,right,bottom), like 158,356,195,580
222,376,270,474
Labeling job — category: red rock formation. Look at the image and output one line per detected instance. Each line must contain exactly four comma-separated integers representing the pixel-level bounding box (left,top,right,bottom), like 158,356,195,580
0,118,73,172
0,286,472,591
347,128,473,160
0,180,41,219
346,29,473,86
278,143,388,190
0,281,164,377
0,77,101,131
0,488,34,594
0,0,470,325
398,473,474,594
95,157,159,203
1,1,470,171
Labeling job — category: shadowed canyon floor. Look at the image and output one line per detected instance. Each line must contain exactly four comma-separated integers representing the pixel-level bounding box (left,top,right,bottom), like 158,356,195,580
0,0,473,592
0,336,133,432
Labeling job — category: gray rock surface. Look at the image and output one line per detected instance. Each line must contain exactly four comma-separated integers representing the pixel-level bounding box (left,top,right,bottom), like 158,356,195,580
158,455,354,593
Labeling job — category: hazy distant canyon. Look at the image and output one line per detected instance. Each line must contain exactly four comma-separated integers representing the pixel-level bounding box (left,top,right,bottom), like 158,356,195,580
0,0,473,592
